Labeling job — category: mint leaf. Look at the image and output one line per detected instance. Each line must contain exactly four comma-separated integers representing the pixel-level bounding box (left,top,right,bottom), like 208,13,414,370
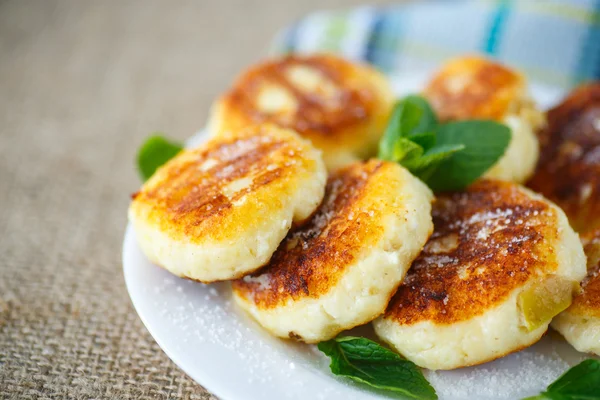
137,135,183,181
525,359,600,400
378,96,438,161
391,138,424,164
405,144,465,184
407,132,436,151
403,144,465,172
318,336,437,400
424,120,511,192
377,96,510,193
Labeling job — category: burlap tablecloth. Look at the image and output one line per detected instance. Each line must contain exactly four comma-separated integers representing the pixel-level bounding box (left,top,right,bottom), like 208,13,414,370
0,1,406,398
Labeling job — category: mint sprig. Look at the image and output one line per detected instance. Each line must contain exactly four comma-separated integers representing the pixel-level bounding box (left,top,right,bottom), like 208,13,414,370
378,95,510,192
378,95,438,161
318,336,438,400
136,135,183,181
425,120,511,192
523,359,600,400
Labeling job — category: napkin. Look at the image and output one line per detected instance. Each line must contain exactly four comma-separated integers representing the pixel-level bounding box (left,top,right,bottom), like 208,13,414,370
271,0,600,89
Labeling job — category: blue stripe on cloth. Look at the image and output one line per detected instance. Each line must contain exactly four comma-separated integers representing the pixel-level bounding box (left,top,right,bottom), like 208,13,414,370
575,0,600,82
270,2,600,87
363,11,403,73
364,13,386,66
482,0,511,55
284,22,299,53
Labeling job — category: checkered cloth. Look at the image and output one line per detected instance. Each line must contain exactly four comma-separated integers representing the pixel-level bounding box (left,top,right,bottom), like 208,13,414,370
272,0,600,89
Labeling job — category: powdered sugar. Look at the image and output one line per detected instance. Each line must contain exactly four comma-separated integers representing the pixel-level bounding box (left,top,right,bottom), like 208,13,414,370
145,274,313,393
136,261,597,400
242,273,272,291
425,336,589,399
467,208,513,225
421,255,457,268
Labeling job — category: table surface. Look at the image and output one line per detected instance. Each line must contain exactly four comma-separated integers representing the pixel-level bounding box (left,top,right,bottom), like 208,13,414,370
0,0,403,398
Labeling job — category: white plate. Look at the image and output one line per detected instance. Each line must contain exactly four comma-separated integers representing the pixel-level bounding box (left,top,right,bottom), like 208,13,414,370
123,73,593,400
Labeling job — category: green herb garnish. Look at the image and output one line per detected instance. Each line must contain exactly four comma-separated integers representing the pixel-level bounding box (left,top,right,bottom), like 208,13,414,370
136,135,183,181
523,359,600,400
425,120,511,192
318,336,438,400
378,95,511,192
378,95,438,161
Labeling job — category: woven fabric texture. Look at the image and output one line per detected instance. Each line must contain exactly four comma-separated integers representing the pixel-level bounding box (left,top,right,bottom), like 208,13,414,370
0,1,391,398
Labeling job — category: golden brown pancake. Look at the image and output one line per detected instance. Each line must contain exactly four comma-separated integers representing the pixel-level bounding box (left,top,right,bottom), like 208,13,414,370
424,56,544,183
552,229,600,355
569,229,600,317
528,82,600,233
128,124,327,282
232,160,434,343
373,180,586,370
424,56,525,121
208,54,394,171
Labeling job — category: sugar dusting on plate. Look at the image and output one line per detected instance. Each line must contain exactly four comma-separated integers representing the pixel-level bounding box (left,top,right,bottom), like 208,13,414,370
149,275,322,394
147,270,596,400
426,334,589,399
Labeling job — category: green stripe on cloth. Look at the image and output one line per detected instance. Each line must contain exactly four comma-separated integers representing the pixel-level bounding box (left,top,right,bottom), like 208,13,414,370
521,1,600,27
320,14,349,52
269,2,599,88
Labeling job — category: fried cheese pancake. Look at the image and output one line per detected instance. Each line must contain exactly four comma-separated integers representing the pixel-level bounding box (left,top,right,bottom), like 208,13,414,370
208,54,394,171
129,124,326,282
232,160,433,343
373,180,586,370
552,229,600,355
527,82,600,233
424,56,545,183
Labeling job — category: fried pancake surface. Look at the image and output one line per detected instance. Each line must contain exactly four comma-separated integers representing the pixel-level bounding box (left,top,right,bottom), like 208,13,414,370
425,56,524,121
128,124,326,282
552,229,600,355
208,54,394,171
527,82,600,233
232,160,433,343
374,180,586,370
569,230,600,317
424,56,544,183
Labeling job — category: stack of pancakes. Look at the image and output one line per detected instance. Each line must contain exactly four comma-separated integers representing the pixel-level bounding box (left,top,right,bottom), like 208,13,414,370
129,54,600,370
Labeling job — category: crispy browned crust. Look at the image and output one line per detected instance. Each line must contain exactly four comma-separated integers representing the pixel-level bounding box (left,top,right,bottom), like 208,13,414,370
527,82,600,233
215,54,390,150
384,180,558,325
568,229,600,317
232,160,392,308
424,56,524,121
130,125,316,243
